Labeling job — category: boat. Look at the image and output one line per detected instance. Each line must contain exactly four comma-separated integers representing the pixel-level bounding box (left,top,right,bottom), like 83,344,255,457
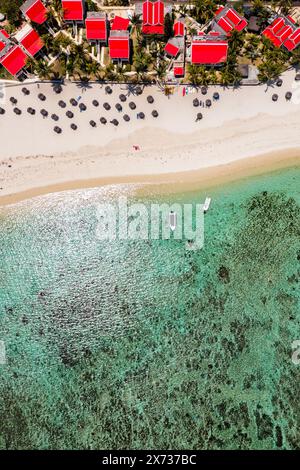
169,211,177,231
203,197,211,213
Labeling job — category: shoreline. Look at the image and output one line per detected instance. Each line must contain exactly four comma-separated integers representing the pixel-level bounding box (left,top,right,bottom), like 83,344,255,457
1,147,299,207
1,71,300,206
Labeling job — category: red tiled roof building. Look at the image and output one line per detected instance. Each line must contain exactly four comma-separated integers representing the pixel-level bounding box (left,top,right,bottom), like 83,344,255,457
109,30,130,61
0,31,28,77
85,12,107,42
61,0,85,22
213,5,248,35
142,1,165,35
15,25,44,57
191,33,228,65
20,0,48,25
262,16,300,51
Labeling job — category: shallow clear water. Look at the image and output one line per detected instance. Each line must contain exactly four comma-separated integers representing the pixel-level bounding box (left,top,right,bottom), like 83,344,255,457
0,167,299,449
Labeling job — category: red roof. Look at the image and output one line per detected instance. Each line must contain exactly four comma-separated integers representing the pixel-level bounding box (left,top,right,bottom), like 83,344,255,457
62,0,84,21
0,29,9,38
191,41,228,64
215,7,248,34
174,66,184,77
142,1,164,35
85,17,107,40
262,16,300,51
109,36,129,60
0,45,28,76
0,30,9,52
19,28,44,56
165,41,179,57
23,0,48,24
174,21,184,36
111,16,130,31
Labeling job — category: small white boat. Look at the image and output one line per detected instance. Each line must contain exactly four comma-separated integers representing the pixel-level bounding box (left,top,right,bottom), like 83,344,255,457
169,211,177,231
203,197,211,213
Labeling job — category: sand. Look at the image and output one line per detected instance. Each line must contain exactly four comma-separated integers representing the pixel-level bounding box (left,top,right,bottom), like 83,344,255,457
0,70,300,205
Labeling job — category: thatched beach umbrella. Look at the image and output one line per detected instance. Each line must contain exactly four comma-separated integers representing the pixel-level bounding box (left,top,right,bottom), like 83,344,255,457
201,86,207,95
66,110,74,118
100,117,107,124
285,91,292,100
54,126,62,134
38,93,46,101
40,109,48,117
276,78,283,87
119,94,127,102
272,94,278,102
71,123,77,130
79,103,87,111
89,120,97,127
110,119,119,126
105,85,112,94
27,107,35,115
13,107,21,115
213,92,219,100
58,100,66,108
193,98,199,107
196,112,203,121
92,100,99,107
115,103,122,112
51,113,59,121
151,110,158,118
135,86,142,95
70,98,77,106
129,101,136,110
103,102,111,110
53,84,62,94
10,97,17,105
123,114,130,122
22,87,30,95
0,107,5,115
138,112,145,119
147,95,154,104
205,99,212,107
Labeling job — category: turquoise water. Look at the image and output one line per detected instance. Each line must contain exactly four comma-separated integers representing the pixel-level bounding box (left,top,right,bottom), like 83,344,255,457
0,166,299,449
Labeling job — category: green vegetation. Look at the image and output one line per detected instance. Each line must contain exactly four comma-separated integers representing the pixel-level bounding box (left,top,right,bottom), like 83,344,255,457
0,0,22,26
0,1,299,85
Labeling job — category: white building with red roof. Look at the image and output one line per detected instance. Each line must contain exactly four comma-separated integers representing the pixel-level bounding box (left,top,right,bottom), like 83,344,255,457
111,16,130,32
174,19,185,37
135,1,172,36
212,5,247,35
15,24,44,58
262,16,300,52
0,31,28,78
190,32,228,66
61,0,85,23
85,12,108,43
20,0,48,25
109,30,130,62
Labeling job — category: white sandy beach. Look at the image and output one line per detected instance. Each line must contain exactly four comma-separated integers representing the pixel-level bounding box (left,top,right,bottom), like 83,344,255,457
0,69,300,204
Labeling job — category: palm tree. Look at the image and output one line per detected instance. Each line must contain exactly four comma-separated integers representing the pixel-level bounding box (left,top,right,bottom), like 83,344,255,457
51,0,65,24
25,56,37,74
35,60,53,79
192,0,219,24
154,60,168,82
271,0,293,16
131,13,142,38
